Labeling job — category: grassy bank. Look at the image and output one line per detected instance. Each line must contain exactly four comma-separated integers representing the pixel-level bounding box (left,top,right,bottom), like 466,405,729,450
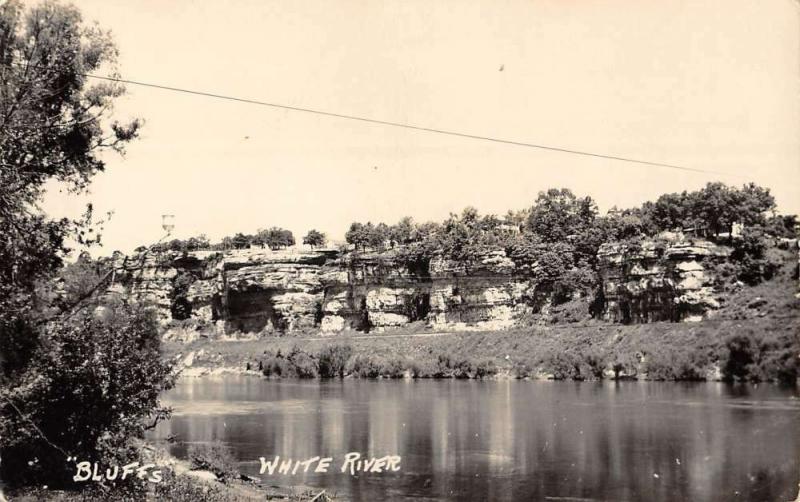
166,315,798,384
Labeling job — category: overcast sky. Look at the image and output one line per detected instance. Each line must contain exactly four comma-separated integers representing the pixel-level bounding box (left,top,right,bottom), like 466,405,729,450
39,0,800,254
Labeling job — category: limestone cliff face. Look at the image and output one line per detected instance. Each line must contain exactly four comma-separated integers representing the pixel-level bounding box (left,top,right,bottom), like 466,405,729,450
597,238,730,323
115,236,731,334
319,249,533,332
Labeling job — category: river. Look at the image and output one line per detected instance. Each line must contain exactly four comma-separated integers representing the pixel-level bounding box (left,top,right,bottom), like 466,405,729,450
150,376,800,501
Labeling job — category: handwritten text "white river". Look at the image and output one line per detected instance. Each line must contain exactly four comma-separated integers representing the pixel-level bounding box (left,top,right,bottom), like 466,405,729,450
259,453,401,475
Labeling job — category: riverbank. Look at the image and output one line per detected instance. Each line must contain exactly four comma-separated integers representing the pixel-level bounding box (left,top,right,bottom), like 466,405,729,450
4,445,340,502
165,314,798,384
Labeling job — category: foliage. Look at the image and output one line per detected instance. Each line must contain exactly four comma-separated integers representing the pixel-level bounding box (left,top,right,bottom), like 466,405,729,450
0,301,175,489
302,229,326,248
729,226,782,285
317,344,352,378
525,188,598,243
187,441,239,482
0,1,177,494
255,227,295,250
347,354,405,378
151,235,211,253
642,182,775,237
0,0,140,211
720,329,798,384
261,346,318,378
169,271,196,320
641,345,711,381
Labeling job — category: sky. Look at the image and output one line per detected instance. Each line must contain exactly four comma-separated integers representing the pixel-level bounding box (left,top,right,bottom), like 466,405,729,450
37,0,800,254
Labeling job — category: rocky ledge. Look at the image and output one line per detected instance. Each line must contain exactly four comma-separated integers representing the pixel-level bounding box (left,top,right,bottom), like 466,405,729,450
112,236,732,335
597,237,730,323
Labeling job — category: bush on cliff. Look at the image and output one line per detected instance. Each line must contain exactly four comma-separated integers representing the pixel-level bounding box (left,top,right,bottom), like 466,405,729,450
729,226,782,285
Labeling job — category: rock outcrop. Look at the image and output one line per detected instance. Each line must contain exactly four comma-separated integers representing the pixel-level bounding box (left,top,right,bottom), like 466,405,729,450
597,237,730,323
113,236,732,334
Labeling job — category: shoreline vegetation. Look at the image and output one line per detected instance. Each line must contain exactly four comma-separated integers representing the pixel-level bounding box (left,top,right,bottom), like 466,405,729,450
170,316,799,385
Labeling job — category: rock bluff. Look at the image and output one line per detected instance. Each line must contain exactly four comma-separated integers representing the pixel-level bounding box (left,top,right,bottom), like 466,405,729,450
112,237,730,334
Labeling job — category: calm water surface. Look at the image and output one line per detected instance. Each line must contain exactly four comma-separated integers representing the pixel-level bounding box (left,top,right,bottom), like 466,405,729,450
150,377,800,501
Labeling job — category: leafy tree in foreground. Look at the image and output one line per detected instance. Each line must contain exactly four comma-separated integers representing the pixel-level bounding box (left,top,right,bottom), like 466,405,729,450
0,299,175,489
0,0,173,492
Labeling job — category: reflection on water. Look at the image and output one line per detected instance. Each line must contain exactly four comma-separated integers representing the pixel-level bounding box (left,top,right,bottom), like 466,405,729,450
151,378,800,501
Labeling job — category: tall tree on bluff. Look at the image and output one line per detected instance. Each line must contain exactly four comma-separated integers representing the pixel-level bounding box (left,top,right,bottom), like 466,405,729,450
0,0,173,492
303,229,326,248
525,188,598,243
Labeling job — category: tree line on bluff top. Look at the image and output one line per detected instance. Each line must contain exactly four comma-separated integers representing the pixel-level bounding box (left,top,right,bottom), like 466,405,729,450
337,183,794,302
156,183,795,306
145,182,796,260
141,227,327,253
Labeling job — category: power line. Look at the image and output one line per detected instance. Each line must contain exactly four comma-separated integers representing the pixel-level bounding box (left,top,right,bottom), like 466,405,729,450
1,60,727,176
83,73,723,175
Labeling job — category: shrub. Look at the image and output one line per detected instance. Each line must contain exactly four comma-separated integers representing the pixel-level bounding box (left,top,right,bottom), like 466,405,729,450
379,357,406,378
187,441,239,482
721,330,799,383
0,301,175,490
347,355,407,378
538,350,587,380
408,360,437,378
730,227,782,285
642,345,709,381
579,347,608,379
512,361,534,379
261,347,319,378
474,359,498,378
288,351,318,378
348,355,382,378
608,349,639,379
261,355,289,378
318,344,353,378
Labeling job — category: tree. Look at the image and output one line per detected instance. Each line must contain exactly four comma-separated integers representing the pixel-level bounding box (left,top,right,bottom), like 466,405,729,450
646,192,692,231
646,183,776,238
389,216,415,247
0,1,173,492
0,1,141,215
231,232,251,249
1,0,140,376
345,222,369,250
526,188,597,243
303,229,326,248
370,222,390,250
185,234,210,251
256,227,295,250
767,214,798,238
